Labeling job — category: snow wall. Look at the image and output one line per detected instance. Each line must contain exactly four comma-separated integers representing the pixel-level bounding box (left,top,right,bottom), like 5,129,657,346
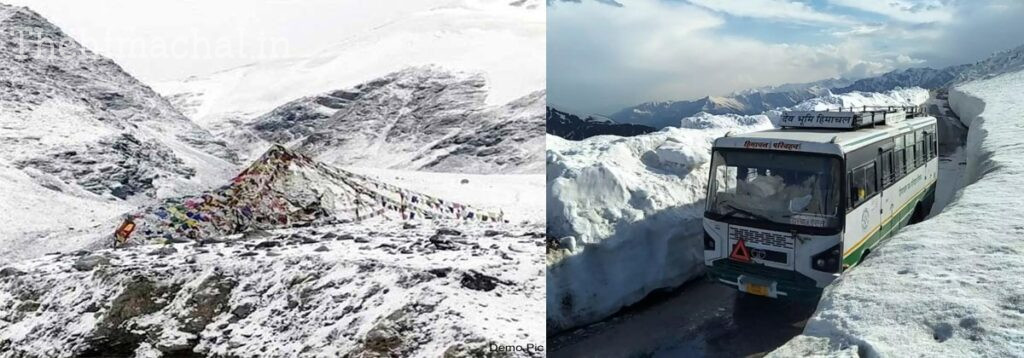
546,88,929,332
771,70,1024,357
545,115,774,332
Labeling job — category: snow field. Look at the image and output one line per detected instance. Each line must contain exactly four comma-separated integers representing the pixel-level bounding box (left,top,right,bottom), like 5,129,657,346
770,70,1024,357
0,220,545,357
345,167,545,225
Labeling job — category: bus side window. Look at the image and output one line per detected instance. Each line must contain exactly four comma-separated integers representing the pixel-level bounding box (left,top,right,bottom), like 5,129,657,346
895,148,906,178
921,132,929,160
866,163,877,196
924,132,933,160
880,150,893,187
905,133,916,169
848,163,877,209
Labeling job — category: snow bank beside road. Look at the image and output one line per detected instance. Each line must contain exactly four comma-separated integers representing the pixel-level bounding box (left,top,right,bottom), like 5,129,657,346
771,70,1024,357
546,114,774,331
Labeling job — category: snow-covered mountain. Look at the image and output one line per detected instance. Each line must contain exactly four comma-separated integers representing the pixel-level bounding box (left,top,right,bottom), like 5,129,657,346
0,3,244,249
546,107,655,140
218,67,544,174
833,66,968,93
836,44,1024,93
610,78,848,129
0,4,238,201
156,0,544,132
608,43,1024,130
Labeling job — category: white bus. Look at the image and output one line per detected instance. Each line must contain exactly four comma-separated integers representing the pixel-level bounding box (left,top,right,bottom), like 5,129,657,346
702,106,937,299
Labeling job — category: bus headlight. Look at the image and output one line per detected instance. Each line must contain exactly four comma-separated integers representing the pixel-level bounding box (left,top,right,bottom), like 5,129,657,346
703,231,715,251
811,244,841,272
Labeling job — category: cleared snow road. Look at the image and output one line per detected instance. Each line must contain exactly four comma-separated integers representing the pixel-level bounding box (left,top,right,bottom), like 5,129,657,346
548,277,818,357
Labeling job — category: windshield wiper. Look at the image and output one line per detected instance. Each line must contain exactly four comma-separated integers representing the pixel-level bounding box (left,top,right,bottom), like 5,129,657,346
720,204,773,223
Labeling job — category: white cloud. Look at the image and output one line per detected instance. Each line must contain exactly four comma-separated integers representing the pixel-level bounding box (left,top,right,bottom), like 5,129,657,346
830,0,954,24
548,1,899,114
688,0,857,25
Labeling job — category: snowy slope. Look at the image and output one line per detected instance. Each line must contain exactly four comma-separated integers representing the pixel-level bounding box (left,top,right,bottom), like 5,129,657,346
546,88,929,332
1,138,544,357
0,4,240,259
0,164,130,265
155,0,544,130
771,70,1024,357
0,4,239,197
224,67,544,174
345,167,545,225
118,145,506,248
0,220,545,357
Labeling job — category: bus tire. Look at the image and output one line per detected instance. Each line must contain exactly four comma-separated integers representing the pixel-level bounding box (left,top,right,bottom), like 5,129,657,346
859,249,872,264
909,202,926,224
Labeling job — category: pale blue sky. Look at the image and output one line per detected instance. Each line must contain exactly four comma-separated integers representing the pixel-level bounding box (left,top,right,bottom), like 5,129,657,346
549,0,1024,114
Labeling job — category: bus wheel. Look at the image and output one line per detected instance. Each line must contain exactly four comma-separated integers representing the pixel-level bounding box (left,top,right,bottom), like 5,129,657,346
909,203,926,224
859,249,872,264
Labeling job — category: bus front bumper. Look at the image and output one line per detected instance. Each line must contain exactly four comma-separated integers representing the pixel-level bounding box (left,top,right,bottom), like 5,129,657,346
707,259,823,301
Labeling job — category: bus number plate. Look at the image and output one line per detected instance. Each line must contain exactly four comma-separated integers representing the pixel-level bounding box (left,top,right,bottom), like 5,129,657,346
745,283,770,297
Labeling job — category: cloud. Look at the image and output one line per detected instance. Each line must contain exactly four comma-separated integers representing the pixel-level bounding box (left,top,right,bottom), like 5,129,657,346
547,0,624,7
548,1,899,114
688,0,857,25
550,0,1024,114
829,0,954,24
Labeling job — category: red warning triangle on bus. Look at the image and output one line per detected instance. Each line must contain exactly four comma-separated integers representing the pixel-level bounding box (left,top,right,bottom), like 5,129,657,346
730,240,751,262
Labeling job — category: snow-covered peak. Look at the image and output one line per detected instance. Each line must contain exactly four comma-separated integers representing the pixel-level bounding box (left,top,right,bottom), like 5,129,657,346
836,43,1024,94
216,66,543,174
954,43,1024,83
155,0,544,129
0,4,239,203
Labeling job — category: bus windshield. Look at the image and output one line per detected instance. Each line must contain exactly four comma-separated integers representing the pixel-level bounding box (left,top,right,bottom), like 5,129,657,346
707,149,842,229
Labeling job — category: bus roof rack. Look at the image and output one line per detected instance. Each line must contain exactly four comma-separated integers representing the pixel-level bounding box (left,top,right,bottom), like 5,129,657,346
780,105,925,130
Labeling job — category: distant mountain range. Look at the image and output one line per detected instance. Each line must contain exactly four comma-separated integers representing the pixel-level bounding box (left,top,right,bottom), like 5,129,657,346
546,107,655,140
837,44,1024,93
580,43,1024,131
606,78,849,129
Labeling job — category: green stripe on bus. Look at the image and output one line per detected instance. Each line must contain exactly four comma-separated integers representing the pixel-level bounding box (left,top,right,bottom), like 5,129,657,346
842,182,935,267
